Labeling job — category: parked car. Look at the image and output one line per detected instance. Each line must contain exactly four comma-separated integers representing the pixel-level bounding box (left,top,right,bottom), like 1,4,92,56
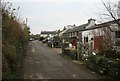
42,39,48,43
29,38,35,41
53,41,62,48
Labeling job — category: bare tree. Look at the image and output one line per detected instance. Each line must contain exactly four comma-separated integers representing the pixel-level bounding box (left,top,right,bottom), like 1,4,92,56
100,0,120,27
94,0,120,55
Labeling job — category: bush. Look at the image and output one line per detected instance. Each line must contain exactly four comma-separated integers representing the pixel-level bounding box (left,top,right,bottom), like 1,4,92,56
87,55,97,64
63,48,77,60
6,72,15,79
87,54,120,79
47,42,52,48
39,37,44,41
70,50,77,60
2,2,30,79
97,57,109,69
107,59,120,79
87,55,108,74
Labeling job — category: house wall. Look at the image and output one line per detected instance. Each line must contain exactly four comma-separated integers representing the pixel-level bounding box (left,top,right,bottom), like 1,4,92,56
82,27,109,52
63,19,120,52
68,31,78,37
67,31,81,47
40,34,48,37
111,24,120,52
41,34,54,38
82,23,120,52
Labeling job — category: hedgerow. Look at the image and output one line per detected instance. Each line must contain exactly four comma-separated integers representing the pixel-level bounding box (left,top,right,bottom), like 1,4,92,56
2,2,30,79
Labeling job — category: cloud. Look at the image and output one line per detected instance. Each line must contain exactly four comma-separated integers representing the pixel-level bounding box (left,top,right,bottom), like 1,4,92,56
3,0,117,34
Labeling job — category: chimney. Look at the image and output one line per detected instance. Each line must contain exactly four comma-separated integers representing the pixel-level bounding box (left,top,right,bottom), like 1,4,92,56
88,18,96,25
86,18,96,29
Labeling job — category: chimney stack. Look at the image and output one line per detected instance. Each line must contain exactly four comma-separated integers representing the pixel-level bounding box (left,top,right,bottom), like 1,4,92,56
86,18,96,29
88,18,95,25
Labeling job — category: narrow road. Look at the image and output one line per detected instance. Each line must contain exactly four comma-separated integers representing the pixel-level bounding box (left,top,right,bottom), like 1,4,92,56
17,40,110,79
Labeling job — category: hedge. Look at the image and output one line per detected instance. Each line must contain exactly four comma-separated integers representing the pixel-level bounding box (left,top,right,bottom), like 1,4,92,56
2,2,30,79
87,55,120,79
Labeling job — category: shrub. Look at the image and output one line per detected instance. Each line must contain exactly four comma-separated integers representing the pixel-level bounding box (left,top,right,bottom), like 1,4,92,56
87,54,120,78
87,55,96,64
70,50,77,60
63,48,77,60
47,42,52,48
107,59,120,79
39,37,44,41
2,2,30,79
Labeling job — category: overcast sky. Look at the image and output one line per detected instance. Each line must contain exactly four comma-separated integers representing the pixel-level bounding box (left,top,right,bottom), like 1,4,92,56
4,0,118,34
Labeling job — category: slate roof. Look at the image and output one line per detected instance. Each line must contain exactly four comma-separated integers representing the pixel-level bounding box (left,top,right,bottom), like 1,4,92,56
64,23,88,34
41,31,56,34
64,19,120,34
84,19,120,31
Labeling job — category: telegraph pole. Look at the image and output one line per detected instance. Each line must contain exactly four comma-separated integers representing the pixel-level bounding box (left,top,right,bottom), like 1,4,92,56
26,18,28,26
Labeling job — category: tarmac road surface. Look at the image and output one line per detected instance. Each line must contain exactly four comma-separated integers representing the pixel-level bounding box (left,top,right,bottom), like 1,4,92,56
17,40,111,79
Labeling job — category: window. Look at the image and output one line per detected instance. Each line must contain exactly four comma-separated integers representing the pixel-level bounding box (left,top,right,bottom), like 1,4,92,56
75,32,77,36
115,41,120,46
91,38,93,40
72,32,74,36
84,37,88,42
115,31,120,38
69,33,72,37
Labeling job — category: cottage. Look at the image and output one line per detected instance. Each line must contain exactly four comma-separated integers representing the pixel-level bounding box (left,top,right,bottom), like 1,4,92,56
63,19,120,57
82,19,120,54
41,31,56,38
63,24,88,48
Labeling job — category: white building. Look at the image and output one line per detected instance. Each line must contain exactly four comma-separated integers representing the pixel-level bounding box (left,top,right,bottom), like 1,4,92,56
82,19,120,53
